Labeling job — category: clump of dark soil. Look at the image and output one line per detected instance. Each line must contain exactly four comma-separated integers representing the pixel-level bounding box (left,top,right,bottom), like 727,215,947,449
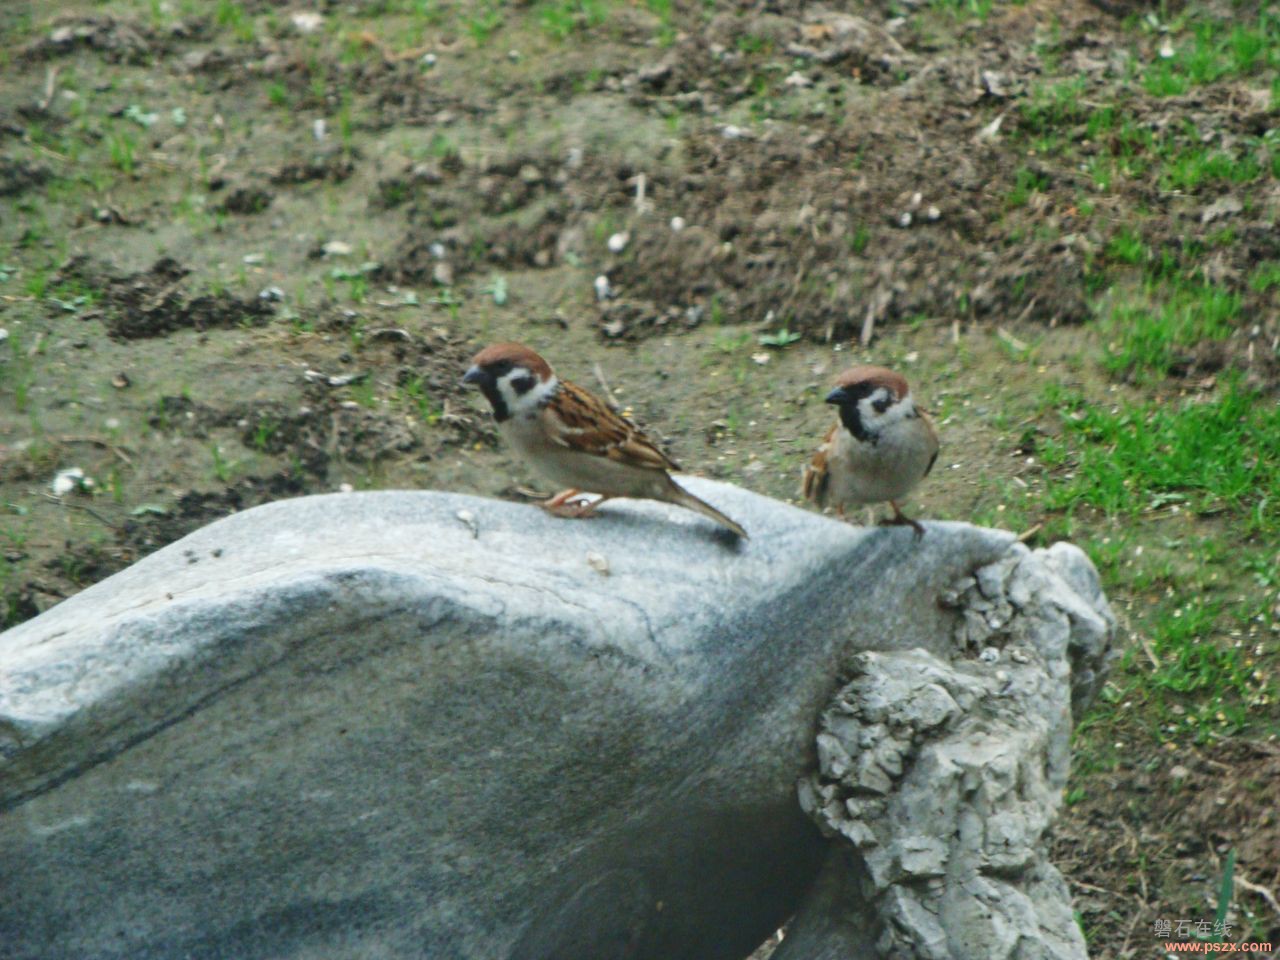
214,184,273,215
21,15,165,65
57,256,275,338
0,156,50,197
269,152,356,185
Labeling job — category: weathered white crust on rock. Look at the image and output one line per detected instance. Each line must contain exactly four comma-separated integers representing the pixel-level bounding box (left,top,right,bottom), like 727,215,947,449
786,542,1114,960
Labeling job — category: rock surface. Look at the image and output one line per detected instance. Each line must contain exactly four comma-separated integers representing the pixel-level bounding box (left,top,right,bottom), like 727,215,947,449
0,482,1111,959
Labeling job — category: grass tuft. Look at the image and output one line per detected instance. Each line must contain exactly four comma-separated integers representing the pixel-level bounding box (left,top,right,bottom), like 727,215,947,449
1101,279,1239,380
1040,378,1279,525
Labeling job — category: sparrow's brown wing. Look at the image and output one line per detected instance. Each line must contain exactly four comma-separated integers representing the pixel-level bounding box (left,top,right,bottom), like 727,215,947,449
801,422,837,503
541,379,680,472
920,409,940,477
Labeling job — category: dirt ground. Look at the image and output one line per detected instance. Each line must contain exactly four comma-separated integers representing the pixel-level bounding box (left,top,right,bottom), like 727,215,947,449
1,0,1277,956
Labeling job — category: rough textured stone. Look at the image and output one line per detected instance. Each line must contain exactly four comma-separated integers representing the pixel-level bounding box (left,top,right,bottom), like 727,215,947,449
786,542,1115,960
0,482,1112,959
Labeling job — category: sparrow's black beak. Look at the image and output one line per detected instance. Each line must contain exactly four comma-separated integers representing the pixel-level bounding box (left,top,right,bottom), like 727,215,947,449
824,386,850,405
462,365,489,387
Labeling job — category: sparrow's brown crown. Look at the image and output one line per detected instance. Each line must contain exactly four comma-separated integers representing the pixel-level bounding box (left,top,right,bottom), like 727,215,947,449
832,365,910,399
468,342,553,380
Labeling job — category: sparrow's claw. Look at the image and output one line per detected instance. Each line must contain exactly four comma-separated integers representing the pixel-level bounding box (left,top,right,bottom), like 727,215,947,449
880,501,925,539
566,495,612,518
541,492,611,519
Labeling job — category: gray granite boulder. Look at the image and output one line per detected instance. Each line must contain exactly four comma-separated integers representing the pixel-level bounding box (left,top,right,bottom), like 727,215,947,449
0,480,1112,959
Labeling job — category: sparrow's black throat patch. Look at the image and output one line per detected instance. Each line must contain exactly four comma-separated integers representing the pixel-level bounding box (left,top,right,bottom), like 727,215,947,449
838,402,877,444
481,379,510,422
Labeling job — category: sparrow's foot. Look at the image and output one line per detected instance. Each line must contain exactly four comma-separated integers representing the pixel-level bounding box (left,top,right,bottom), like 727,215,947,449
879,501,925,539
541,488,583,516
541,490,612,518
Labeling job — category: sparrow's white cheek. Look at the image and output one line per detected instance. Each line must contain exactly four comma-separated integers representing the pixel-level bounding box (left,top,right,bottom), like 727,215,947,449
859,391,913,431
499,371,558,416
521,375,559,411
495,377,520,413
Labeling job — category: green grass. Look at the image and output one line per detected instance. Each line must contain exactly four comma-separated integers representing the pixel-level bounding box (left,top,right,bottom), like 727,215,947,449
108,132,138,174
848,224,870,254
214,0,255,43
1100,279,1240,380
1040,378,1279,524
1141,12,1280,97
1020,77,1089,136
930,0,994,21
399,375,443,424
537,0,609,40
1006,166,1050,208
464,3,503,44
645,0,676,44
1105,227,1149,266
1101,591,1272,742
2,330,37,413
1248,261,1280,292
1159,142,1262,193
1043,376,1278,742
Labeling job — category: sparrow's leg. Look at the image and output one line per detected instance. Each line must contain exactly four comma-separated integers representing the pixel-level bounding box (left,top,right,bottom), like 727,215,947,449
541,488,583,516
879,500,925,538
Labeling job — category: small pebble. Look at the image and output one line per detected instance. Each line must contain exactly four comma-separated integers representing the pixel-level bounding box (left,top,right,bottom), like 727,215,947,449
607,231,630,253
291,10,323,33
51,468,87,496
670,216,686,232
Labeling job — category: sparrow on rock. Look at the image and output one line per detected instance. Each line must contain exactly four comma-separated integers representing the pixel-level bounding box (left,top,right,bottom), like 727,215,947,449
802,365,939,536
463,342,748,538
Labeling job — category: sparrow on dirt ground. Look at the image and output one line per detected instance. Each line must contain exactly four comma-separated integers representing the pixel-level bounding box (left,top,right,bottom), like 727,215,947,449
462,342,748,539
802,365,939,537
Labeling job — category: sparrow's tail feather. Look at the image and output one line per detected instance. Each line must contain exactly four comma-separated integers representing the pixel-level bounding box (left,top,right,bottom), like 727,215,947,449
666,482,749,539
